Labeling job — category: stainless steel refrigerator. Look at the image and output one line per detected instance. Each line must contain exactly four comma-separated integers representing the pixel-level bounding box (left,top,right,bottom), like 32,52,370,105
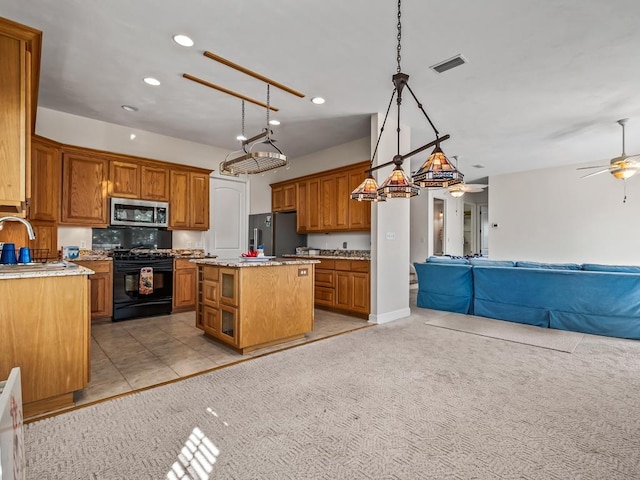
248,212,307,257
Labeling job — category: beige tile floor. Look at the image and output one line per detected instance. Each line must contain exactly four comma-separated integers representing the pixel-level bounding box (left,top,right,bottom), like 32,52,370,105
74,309,369,407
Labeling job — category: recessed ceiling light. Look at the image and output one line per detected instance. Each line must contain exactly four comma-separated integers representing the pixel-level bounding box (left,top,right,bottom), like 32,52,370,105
143,77,161,86
236,135,247,141
173,34,194,47
269,119,281,126
129,133,137,140
121,105,138,112
311,97,325,105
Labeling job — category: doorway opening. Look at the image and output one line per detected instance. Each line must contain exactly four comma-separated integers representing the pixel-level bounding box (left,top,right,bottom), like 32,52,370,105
463,203,476,256
433,198,445,256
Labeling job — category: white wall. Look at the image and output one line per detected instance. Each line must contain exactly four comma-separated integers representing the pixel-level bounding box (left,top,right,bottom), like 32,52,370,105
36,108,231,249
490,163,640,264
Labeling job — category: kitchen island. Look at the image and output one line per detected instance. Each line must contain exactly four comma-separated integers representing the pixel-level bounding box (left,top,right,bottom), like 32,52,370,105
0,262,93,417
193,258,320,354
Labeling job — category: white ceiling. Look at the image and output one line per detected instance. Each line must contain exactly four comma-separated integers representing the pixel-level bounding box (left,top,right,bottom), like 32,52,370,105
3,0,640,182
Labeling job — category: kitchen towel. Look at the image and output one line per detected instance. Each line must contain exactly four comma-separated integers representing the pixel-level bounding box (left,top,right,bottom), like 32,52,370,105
139,267,154,295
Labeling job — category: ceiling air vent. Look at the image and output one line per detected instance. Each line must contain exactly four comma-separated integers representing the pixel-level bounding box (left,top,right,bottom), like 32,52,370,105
430,54,467,74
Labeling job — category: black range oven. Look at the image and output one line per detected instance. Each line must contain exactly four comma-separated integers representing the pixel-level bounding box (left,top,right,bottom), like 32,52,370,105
112,250,174,321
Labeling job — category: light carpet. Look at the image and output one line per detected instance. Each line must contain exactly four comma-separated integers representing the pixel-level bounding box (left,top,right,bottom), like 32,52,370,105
424,312,585,353
24,312,640,479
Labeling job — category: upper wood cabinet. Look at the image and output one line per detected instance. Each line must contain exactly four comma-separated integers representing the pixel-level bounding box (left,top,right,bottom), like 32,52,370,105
109,160,170,201
169,169,210,231
60,150,109,226
141,164,170,201
30,136,61,222
109,161,140,198
0,18,41,217
271,182,296,212
271,161,370,233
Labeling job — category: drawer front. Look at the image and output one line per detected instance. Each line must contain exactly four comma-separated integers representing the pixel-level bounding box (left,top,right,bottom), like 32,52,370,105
334,259,351,271
314,286,334,307
317,259,335,269
75,260,112,274
351,260,370,273
202,265,219,281
315,269,334,288
175,258,196,270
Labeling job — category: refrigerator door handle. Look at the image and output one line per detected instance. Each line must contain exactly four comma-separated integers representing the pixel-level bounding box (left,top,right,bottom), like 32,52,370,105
253,227,262,248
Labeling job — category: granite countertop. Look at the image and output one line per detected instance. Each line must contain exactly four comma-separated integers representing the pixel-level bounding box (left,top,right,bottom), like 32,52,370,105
283,254,371,261
192,258,321,268
0,262,94,280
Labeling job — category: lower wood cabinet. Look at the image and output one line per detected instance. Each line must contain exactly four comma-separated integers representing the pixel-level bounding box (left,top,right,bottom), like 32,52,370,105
313,258,370,318
73,260,113,320
173,258,197,312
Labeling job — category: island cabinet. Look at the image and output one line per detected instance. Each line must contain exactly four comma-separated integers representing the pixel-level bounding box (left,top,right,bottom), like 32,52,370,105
313,258,370,318
0,18,41,217
74,260,113,320
196,260,316,354
0,271,91,418
173,258,197,312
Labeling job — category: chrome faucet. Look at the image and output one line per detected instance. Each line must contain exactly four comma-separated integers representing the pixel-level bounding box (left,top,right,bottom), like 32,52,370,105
0,216,36,240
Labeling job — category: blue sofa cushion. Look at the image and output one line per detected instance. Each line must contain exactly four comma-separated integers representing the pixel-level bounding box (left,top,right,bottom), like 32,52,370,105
414,262,473,314
468,258,515,267
582,263,640,273
426,256,469,265
515,261,582,270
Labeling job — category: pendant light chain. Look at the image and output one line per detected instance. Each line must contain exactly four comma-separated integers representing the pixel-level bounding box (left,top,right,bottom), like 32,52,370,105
241,100,245,139
396,0,402,73
266,84,271,129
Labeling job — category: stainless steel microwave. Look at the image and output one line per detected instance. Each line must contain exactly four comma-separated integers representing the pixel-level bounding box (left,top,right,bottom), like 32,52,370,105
110,197,169,228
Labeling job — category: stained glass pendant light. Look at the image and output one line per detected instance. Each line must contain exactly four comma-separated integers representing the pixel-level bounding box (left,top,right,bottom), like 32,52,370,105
350,0,459,201
413,144,463,188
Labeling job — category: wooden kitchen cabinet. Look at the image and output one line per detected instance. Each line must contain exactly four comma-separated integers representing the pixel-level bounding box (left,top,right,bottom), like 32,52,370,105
170,169,210,230
312,258,370,318
109,160,171,202
109,160,140,198
141,164,170,201
74,260,113,320
29,221,58,261
197,265,220,337
173,258,197,312
271,182,296,212
348,168,371,229
0,18,41,217
190,172,210,230
30,136,61,222
60,150,109,226
296,182,308,231
306,178,321,231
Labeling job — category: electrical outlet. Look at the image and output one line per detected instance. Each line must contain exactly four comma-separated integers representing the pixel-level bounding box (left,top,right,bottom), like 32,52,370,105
80,240,86,248
298,268,308,276
342,242,347,249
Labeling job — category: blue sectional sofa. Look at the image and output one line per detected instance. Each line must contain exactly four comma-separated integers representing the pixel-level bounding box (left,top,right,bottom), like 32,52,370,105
414,257,640,340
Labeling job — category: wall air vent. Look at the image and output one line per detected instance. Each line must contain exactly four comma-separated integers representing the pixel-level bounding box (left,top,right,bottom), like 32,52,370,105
430,54,467,74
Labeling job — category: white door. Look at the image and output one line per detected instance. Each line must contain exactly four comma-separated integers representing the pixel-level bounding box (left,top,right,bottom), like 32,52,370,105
205,177,247,258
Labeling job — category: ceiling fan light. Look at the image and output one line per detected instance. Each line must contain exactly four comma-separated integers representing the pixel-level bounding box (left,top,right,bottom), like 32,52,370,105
612,166,638,179
413,145,464,188
378,165,420,198
350,175,386,202
449,187,465,198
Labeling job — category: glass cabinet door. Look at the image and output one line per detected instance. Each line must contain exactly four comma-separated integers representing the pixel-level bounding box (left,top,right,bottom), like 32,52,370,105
220,268,238,306
220,306,238,345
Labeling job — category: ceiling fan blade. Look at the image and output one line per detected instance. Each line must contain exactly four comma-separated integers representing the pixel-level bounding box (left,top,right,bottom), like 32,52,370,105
463,184,488,189
576,165,610,170
581,168,611,179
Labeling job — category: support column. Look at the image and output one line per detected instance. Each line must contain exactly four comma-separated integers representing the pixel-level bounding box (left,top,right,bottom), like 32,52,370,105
369,113,412,324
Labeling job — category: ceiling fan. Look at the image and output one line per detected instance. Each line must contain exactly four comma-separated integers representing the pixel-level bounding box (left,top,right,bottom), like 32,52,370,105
577,118,640,180
445,156,488,197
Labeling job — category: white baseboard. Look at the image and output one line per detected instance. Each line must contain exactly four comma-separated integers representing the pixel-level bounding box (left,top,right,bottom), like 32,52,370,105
368,307,412,325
